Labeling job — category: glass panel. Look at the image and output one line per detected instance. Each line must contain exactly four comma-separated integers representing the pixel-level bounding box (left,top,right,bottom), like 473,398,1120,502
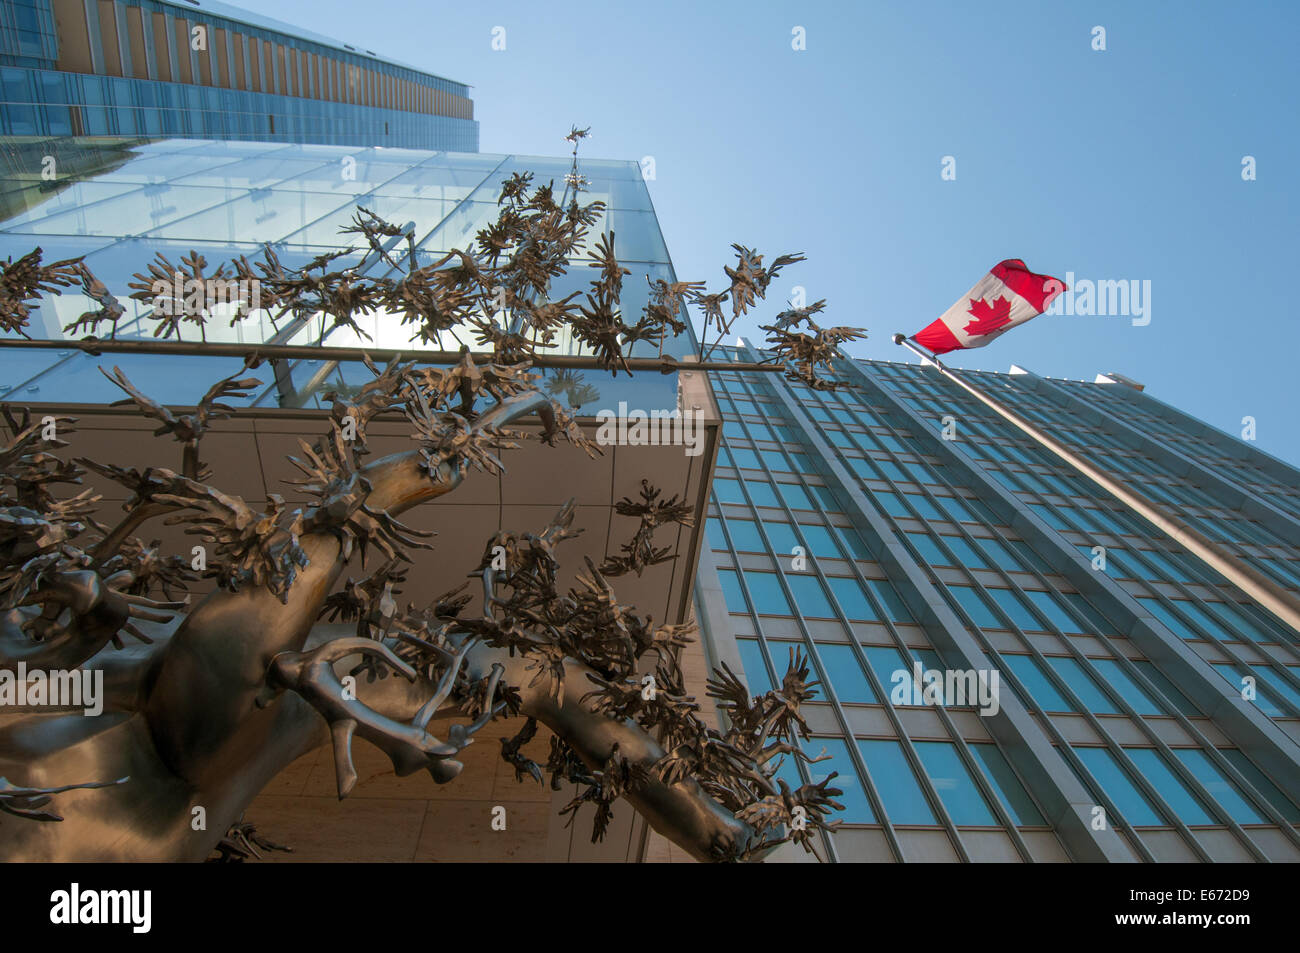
948,585,1000,629
863,645,909,696
761,521,799,555
914,742,997,826
804,737,873,823
868,580,913,623
969,743,1045,826
735,638,772,693
815,644,876,704
742,571,791,615
724,519,765,553
1220,749,1300,823
1072,746,1164,826
857,740,935,825
827,576,877,621
1131,660,1201,717
715,569,747,613
1171,749,1264,825
1123,748,1216,825
1044,656,1119,714
1000,654,1072,712
799,524,844,560
1091,659,1165,715
942,535,989,569
987,588,1039,630
786,575,833,618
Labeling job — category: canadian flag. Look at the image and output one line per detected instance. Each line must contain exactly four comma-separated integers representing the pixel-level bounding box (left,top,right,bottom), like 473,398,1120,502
913,259,1065,355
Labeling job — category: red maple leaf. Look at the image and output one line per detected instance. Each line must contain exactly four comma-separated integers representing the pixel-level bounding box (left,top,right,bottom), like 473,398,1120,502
963,296,1013,337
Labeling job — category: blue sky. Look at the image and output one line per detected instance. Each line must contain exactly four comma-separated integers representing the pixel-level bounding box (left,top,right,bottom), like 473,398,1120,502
263,0,1300,465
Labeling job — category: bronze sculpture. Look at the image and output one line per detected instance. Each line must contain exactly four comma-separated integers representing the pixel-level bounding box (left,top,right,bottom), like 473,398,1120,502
0,133,865,862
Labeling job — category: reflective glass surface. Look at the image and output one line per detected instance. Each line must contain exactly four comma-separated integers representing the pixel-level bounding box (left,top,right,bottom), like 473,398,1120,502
0,138,686,411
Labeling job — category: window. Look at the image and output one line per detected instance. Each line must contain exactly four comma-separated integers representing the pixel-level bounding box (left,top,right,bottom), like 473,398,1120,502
1131,660,1201,717
906,532,947,565
1219,749,1300,823
714,478,745,505
833,524,874,559
868,580,913,622
1124,749,1216,825
858,740,935,825
1060,592,1115,634
799,524,844,560
1092,659,1166,715
1027,503,1070,531
1174,599,1235,641
761,521,799,555
1249,665,1300,713
969,743,1045,826
806,738,873,823
1171,749,1264,824
1000,654,1072,712
903,493,943,520
810,485,841,511
705,518,728,551
743,572,792,615
777,482,815,510
787,575,834,618
715,569,747,613
874,492,909,518
914,742,997,825
974,536,1027,572
1043,657,1119,714
1138,598,1197,640
1023,590,1083,633
948,585,1000,629
938,495,991,523
1072,746,1164,826
816,644,876,703
863,645,909,694
987,588,1039,630
876,459,909,482
1007,539,1052,572
748,482,781,507
942,535,989,569
723,519,764,552
1211,664,1288,717
735,639,772,693
850,457,879,481
827,576,876,621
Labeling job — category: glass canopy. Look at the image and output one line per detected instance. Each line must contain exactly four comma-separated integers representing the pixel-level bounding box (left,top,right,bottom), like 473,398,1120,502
0,137,694,413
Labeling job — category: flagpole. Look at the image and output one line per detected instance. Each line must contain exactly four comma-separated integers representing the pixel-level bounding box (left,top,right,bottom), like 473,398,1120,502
890,333,1300,636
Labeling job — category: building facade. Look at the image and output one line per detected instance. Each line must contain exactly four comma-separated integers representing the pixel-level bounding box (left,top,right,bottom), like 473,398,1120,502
694,345,1300,862
0,0,477,149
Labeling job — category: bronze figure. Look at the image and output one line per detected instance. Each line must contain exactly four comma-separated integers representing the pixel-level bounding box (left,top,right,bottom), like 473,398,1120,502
0,132,855,862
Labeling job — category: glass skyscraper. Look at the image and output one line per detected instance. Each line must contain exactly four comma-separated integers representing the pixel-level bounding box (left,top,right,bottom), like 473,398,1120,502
1,0,477,150
696,345,1300,862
